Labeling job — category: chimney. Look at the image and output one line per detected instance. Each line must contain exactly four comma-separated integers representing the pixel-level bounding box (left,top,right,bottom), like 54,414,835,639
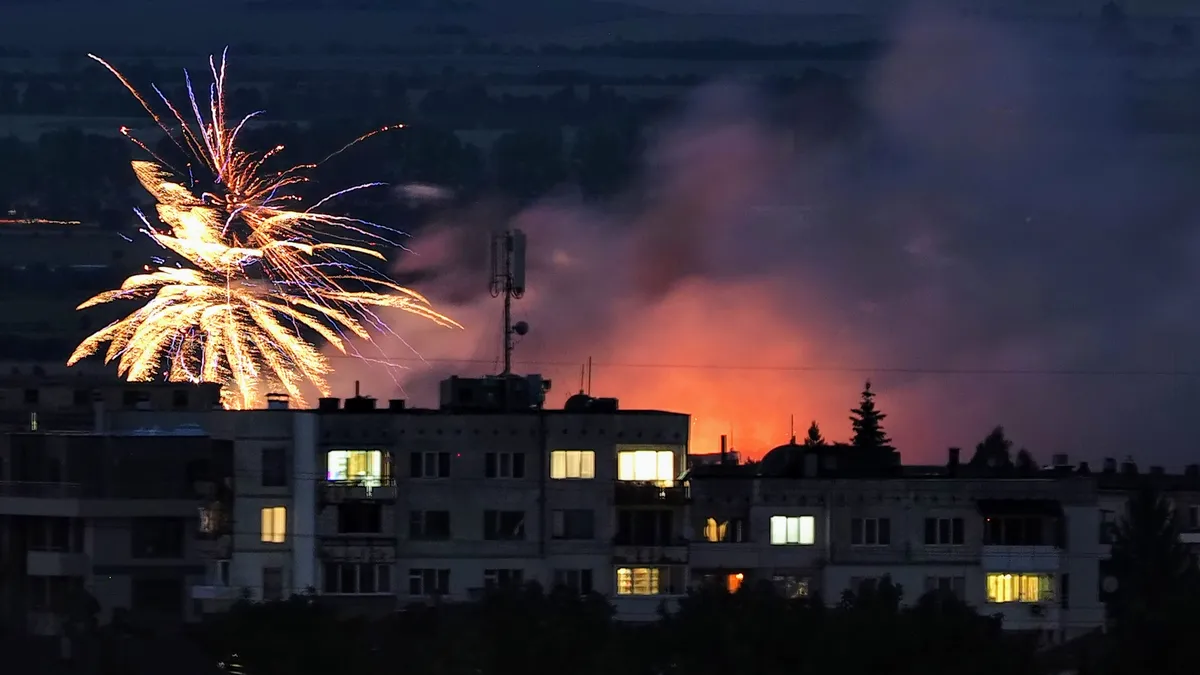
1150,466,1165,476
354,380,361,398
1121,458,1138,475
1077,461,1091,475
720,435,728,464
388,399,406,411
317,397,340,411
1052,454,1069,467
266,393,289,410
1103,457,1117,473
947,447,960,476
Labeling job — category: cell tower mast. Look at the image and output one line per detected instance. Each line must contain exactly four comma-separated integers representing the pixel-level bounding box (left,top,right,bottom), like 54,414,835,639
489,229,527,375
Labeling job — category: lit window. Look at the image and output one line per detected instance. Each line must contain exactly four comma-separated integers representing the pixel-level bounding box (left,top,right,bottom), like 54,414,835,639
703,518,728,543
617,449,676,485
986,573,1053,603
769,515,815,545
260,506,287,544
726,573,745,593
327,450,388,486
616,567,661,595
550,450,596,479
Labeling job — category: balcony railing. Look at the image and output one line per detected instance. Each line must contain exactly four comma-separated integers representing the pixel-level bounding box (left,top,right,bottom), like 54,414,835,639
0,481,82,499
614,481,690,505
321,479,398,502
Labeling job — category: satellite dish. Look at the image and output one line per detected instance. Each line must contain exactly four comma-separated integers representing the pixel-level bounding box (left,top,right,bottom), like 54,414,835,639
513,321,529,336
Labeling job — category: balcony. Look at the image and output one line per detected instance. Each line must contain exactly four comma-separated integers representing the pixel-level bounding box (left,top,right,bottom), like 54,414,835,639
614,481,689,505
322,479,397,502
613,540,689,564
27,550,89,576
982,545,1061,572
0,481,81,499
190,584,241,601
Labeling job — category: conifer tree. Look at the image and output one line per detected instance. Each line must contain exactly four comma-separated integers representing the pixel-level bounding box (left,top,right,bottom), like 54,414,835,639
804,421,825,447
849,381,891,449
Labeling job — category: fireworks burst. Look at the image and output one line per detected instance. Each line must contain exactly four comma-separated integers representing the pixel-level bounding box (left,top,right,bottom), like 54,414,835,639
68,51,461,409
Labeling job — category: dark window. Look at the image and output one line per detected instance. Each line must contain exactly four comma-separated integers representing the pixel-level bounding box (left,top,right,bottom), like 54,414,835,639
262,567,284,602
483,510,526,540
851,517,891,546
172,389,189,408
924,517,964,545
409,510,451,540
130,577,183,615
410,451,450,478
130,518,185,558
261,447,288,487
337,502,383,534
485,452,527,478
122,390,141,406
73,389,91,406
23,388,38,404
551,509,595,539
553,568,594,594
1061,573,1070,609
615,509,674,545
323,563,391,594
408,568,450,595
483,568,524,588
984,517,1048,545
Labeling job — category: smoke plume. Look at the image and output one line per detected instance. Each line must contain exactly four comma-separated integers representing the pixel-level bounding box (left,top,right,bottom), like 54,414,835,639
334,9,1200,464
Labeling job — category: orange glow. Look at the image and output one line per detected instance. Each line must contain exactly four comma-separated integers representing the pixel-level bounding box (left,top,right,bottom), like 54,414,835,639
727,572,745,593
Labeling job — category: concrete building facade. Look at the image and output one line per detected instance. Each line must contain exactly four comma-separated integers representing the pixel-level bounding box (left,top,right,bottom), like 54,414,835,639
0,429,232,636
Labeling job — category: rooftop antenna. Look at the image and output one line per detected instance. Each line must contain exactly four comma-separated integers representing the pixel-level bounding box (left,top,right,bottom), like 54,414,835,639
489,229,527,376
578,364,586,394
790,414,795,444
586,356,593,395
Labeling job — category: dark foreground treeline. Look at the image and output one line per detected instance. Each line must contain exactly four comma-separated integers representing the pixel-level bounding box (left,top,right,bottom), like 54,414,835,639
192,489,1200,675
200,582,1038,675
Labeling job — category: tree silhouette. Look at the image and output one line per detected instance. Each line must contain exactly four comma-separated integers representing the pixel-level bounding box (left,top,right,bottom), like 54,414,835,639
849,381,891,448
1105,488,1200,674
970,426,1014,468
803,420,825,447
1015,448,1037,475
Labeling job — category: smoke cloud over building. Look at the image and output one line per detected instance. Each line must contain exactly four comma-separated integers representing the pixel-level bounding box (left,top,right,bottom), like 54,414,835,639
334,9,1200,463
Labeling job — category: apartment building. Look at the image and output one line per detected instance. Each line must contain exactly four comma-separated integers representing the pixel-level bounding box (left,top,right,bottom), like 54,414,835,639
688,441,1200,643
0,367,221,433
86,375,1200,636
105,376,692,621
0,427,233,636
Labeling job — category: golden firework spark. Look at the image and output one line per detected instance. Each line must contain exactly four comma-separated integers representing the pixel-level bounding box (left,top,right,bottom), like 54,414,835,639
68,51,461,409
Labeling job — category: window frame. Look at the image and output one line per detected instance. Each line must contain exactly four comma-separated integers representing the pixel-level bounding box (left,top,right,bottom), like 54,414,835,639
850,517,892,546
769,515,816,546
484,451,527,479
549,449,596,480
260,506,287,544
322,562,392,595
923,517,965,545
985,572,1055,604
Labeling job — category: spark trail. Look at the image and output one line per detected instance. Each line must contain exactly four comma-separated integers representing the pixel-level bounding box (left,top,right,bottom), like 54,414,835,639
68,51,461,409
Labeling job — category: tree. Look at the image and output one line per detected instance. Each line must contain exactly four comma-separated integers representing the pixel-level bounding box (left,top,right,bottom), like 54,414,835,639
970,426,1014,468
803,421,825,447
1104,488,1200,675
849,381,891,449
1015,448,1037,474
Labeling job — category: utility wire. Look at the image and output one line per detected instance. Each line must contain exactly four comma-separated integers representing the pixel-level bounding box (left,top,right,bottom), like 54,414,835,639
323,355,1200,377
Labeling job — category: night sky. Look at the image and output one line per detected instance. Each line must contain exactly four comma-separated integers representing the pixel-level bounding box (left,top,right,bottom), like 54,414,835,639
6,1,1200,464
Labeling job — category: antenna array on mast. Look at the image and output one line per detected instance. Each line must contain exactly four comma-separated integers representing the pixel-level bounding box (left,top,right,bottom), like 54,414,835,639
489,229,527,375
